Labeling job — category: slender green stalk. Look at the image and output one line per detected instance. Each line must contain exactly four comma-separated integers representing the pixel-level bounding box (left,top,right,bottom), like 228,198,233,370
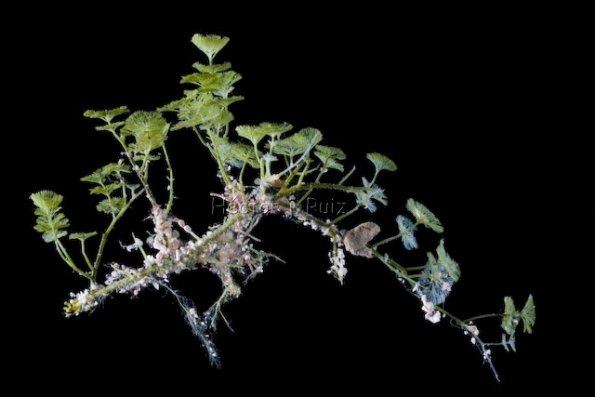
296,163,315,188
277,140,317,176
373,221,420,249
296,169,324,205
463,313,502,323
192,127,210,149
331,205,359,224
109,130,157,206
55,240,91,280
252,142,264,181
79,240,94,272
404,265,426,271
372,232,403,249
280,181,364,199
92,189,144,279
370,170,380,185
140,149,151,180
163,144,175,213
338,166,356,185
199,129,236,190
285,159,307,186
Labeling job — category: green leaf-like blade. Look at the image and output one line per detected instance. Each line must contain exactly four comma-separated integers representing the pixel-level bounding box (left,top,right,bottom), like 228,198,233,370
181,71,241,96
436,239,460,281
31,190,63,213
272,127,323,157
355,180,387,213
192,62,232,73
406,198,444,233
95,121,126,132
501,296,519,336
367,152,397,174
191,34,230,64
30,190,70,243
171,94,237,131
520,294,536,334
81,173,103,184
98,162,131,176
83,106,129,123
236,124,267,146
89,183,123,196
315,145,346,172
41,230,67,243
81,163,131,186
96,197,126,215
236,122,293,147
259,122,293,138
69,232,98,241
122,111,169,152
230,143,260,168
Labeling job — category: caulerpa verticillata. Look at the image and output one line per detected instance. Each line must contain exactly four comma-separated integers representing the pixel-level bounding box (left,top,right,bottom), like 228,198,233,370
31,33,535,380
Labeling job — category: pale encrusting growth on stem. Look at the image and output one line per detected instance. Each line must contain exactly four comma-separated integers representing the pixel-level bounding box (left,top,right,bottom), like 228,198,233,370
30,33,535,380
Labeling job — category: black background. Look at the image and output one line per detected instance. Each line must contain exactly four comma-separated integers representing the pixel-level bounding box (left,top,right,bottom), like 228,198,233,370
6,4,590,393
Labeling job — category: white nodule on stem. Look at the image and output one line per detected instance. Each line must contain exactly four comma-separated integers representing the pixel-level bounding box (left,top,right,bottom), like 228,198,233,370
421,294,441,324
